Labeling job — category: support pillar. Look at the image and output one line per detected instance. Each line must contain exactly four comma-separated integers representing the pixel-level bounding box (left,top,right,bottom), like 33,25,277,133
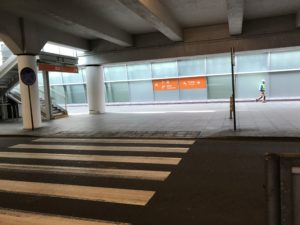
17,55,42,129
0,96,8,120
86,65,105,114
42,71,52,120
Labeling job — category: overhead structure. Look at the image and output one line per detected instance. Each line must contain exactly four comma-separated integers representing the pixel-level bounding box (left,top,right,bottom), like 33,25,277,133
226,0,244,35
118,0,183,41
0,0,132,47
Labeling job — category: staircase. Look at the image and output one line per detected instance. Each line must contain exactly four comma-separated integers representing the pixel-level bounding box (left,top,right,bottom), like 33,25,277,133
39,94,68,120
0,55,68,120
0,55,18,97
8,88,68,120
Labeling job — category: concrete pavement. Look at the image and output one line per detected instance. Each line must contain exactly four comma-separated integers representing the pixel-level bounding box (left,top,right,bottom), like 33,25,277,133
0,101,300,138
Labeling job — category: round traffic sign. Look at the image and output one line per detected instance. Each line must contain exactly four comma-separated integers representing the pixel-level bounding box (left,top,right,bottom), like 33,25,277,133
20,67,37,86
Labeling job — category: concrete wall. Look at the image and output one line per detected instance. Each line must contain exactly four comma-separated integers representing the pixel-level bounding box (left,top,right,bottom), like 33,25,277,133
80,14,300,65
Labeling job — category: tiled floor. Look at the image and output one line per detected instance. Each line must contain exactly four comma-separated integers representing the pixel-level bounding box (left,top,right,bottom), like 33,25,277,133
1,101,300,137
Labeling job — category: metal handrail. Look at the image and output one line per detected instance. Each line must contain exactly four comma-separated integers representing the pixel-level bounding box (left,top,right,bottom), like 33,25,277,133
39,86,68,112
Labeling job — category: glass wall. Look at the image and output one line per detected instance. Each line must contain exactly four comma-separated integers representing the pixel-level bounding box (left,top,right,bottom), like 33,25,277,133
38,69,87,105
34,46,300,105
103,48,300,103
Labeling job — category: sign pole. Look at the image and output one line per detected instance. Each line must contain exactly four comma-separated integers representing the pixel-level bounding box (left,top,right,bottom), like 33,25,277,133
27,85,34,131
230,47,237,131
20,67,37,131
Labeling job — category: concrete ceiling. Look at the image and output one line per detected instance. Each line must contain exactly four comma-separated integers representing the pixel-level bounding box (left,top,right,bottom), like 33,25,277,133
0,0,300,49
162,0,228,27
245,0,300,19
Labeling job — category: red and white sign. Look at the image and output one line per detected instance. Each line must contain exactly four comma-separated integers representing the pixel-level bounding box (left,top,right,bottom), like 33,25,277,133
39,63,78,73
179,77,207,89
153,79,179,91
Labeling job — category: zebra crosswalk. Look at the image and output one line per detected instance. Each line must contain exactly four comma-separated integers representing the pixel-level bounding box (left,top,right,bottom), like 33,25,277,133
0,137,195,224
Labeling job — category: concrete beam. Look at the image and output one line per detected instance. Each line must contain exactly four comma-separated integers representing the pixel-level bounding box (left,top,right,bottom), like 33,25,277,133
0,0,132,47
41,27,89,51
0,14,89,54
297,11,300,28
79,15,300,65
39,9,133,47
119,0,183,41
226,0,244,35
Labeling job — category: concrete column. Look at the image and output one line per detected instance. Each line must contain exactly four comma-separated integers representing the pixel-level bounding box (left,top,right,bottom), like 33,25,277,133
86,65,105,114
17,55,42,129
42,71,52,120
0,96,8,120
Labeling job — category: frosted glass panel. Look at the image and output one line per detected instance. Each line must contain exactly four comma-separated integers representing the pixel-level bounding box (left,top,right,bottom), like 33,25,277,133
269,72,300,97
178,58,205,76
129,81,154,102
207,75,231,99
104,66,127,81
236,73,268,98
49,72,63,85
237,53,268,72
154,90,180,101
106,82,129,102
50,86,65,104
270,50,300,70
63,73,83,84
207,55,231,74
180,89,207,100
152,61,178,78
66,85,86,104
127,64,152,80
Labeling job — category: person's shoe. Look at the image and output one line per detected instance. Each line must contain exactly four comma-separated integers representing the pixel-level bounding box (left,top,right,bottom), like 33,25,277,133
255,99,258,102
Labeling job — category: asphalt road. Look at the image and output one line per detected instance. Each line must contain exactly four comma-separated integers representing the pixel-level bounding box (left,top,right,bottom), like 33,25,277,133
0,136,299,225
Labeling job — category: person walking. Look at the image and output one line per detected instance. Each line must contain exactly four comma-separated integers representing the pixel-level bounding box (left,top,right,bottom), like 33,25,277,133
256,80,266,102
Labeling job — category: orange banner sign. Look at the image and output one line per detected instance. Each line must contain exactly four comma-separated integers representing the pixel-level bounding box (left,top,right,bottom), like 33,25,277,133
39,63,78,73
179,77,207,89
153,79,179,91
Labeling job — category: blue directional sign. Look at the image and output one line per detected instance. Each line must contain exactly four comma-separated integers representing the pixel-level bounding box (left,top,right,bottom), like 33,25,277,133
20,67,36,86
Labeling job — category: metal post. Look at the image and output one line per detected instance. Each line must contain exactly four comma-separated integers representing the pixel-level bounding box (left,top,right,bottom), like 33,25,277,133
230,47,237,131
27,85,34,130
43,71,52,120
265,153,281,225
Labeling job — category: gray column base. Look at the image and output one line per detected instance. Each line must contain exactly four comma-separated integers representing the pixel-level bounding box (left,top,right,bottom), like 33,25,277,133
89,110,105,114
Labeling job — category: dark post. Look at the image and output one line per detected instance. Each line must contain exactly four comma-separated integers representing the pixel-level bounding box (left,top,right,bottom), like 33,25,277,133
230,47,237,131
27,85,34,130
264,153,281,225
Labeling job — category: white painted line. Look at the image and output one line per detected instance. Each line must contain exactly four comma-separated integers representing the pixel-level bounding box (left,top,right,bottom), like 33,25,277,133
0,179,155,206
11,144,189,153
0,208,130,225
292,167,300,174
34,138,196,145
0,152,181,165
0,163,171,181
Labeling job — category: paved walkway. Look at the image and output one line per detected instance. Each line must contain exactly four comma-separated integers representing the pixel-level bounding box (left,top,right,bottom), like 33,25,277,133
1,101,300,138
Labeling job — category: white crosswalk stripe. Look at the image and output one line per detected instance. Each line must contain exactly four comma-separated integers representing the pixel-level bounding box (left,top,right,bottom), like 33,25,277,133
34,138,195,145
0,208,130,225
0,152,182,165
0,137,195,224
0,179,155,206
10,144,189,153
0,163,171,181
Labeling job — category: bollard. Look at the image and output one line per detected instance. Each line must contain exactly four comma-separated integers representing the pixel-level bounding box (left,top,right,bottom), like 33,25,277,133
265,153,281,225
